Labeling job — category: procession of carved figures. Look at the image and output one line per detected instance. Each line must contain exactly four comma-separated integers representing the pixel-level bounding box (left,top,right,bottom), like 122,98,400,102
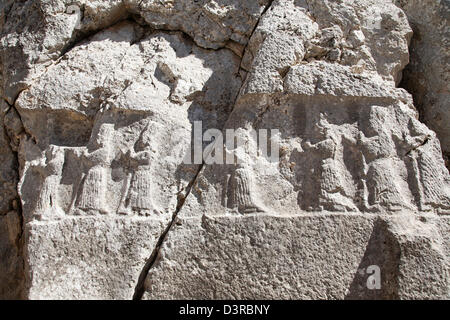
27,116,159,219
28,106,449,220
287,105,450,213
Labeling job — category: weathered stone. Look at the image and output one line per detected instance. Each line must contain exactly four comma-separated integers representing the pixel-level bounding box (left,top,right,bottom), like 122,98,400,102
395,0,450,163
0,98,23,300
0,0,268,103
0,211,24,299
137,0,272,49
16,21,242,223
8,17,242,298
141,0,450,299
142,214,448,299
387,215,449,299
24,216,165,299
144,214,379,299
0,100,18,215
0,0,449,300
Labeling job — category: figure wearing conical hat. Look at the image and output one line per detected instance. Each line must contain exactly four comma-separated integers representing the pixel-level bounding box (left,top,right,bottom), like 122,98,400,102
33,145,65,220
118,125,155,216
76,124,114,214
412,141,450,212
302,116,357,212
227,164,264,214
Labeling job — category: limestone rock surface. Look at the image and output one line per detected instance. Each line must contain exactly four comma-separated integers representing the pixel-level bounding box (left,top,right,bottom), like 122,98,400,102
0,0,449,300
140,0,450,300
395,0,450,164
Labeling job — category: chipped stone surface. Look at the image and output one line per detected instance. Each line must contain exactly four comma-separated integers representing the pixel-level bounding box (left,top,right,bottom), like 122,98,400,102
6,18,242,298
143,214,448,299
137,0,272,49
395,0,450,162
25,216,165,299
0,98,23,300
141,0,450,299
144,214,379,299
0,211,24,299
15,21,242,223
0,0,449,300
0,100,18,215
0,0,267,104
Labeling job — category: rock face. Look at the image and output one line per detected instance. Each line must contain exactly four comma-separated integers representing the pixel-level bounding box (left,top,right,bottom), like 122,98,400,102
395,0,450,166
0,0,449,300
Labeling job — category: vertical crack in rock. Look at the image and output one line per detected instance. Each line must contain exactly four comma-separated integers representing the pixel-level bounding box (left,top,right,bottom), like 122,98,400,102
132,163,204,300
1,95,27,299
242,0,274,61
136,0,450,300
4,1,254,297
132,0,276,300
2,0,449,300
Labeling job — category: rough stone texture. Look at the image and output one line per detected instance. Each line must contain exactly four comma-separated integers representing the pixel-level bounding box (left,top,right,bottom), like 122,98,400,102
0,211,24,299
0,100,18,215
24,217,165,299
395,0,450,165
0,93,23,299
9,19,242,298
0,0,449,300
144,214,379,299
0,0,268,103
143,214,448,299
142,0,450,299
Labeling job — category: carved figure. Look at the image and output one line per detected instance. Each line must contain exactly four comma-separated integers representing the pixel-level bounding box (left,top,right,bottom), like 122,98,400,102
412,143,450,211
226,164,264,214
33,145,65,220
301,116,357,211
118,125,154,215
358,107,410,211
75,124,114,214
